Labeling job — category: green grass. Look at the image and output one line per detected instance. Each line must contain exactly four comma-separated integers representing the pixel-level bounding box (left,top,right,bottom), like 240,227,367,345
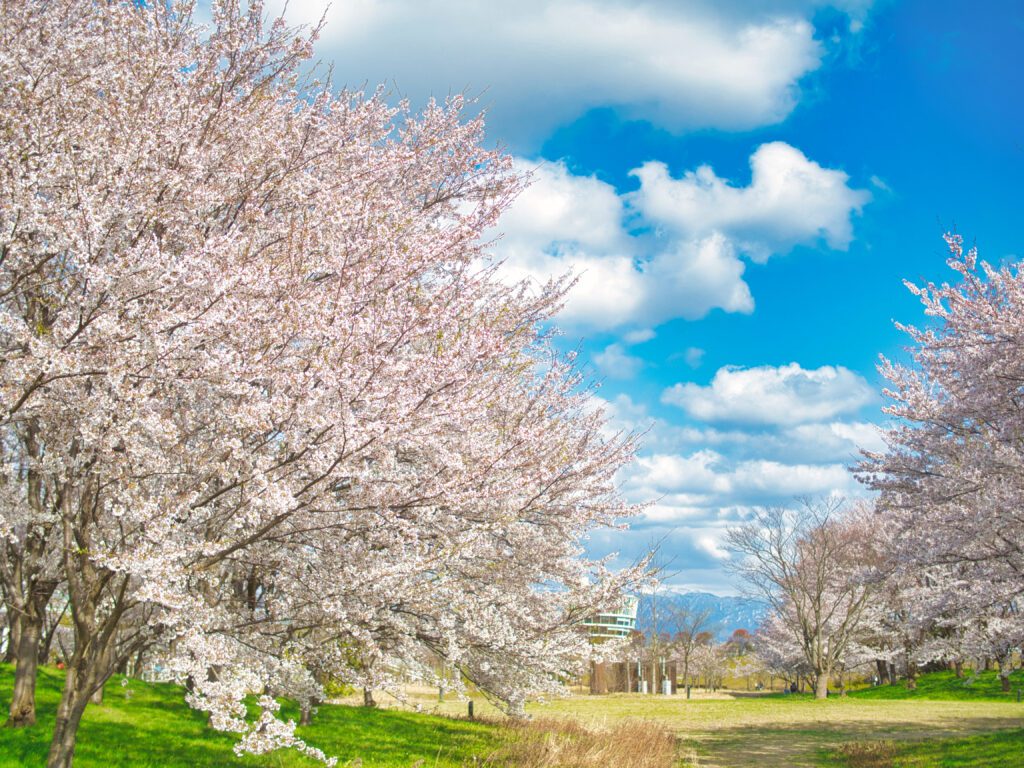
845,669,1024,701
826,728,1024,767
5,666,1024,767
0,665,503,767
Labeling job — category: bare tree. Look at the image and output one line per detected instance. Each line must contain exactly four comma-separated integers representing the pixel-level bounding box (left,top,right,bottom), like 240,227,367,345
665,604,714,689
726,498,875,699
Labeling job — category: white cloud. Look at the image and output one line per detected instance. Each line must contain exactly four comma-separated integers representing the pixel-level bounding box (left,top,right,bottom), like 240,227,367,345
588,393,651,432
589,380,879,591
869,174,893,193
593,343,643,379
684,347,706,368
630,142,871,263
592,393,882,465
787,421,886,458
624,328,656,344
663,421,883,464
729,460,854,496
621,450,863,524
496,160,627,254
696,534,732,561
267,1,848,145
662,363,874,426
492,144,868,330
492,160,755,330
629,451,732,495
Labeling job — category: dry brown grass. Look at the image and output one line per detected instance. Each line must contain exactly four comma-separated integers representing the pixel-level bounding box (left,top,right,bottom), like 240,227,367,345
833,741,899,768
477,717,680,768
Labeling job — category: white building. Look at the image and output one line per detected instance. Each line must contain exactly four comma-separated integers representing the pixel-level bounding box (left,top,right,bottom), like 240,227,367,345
582,596,639,640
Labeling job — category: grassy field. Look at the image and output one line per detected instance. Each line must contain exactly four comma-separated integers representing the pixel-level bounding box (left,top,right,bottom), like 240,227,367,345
4,665,1024,767
380,670,1024,766
534,693,1024,767
0,664,502,767
845,669,1024,701
827,729,1024,767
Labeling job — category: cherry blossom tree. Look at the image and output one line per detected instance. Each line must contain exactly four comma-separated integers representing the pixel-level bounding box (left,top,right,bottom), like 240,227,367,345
754,612,810,690
0,1,644,765
689,642,728,691
859,234,1024,691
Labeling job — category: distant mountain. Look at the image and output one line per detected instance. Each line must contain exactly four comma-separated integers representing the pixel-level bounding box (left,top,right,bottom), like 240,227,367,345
635,591,768,642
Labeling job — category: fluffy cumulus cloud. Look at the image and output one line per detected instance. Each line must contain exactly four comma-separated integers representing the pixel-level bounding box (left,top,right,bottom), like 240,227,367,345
492,147,868,330
494,159,627,255
257,0,871,145
591,392,883,462
622,450,860,516
661,363,875,426
593,343,643,380
492,160,752,329
588,384,879,566
630,142,872,262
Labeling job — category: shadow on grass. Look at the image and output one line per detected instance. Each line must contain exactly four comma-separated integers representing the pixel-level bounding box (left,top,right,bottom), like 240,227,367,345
688,715,1024,768
826,728,1024,768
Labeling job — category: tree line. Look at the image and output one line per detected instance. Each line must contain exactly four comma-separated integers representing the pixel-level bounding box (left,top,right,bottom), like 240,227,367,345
729,234,1024,698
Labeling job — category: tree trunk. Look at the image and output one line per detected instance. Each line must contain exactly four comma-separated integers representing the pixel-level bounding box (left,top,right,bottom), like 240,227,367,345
299,704,312,726
954,660,963,679
814,672,829,699
90,684,104,705
132,648,147,679
38,599,68,666
362,688,376,708
45,528,133,768
6,615,43,727
38,622,57,666
506,695,527,719
46,665,93,768
2,613,20,665
998,654,1012,692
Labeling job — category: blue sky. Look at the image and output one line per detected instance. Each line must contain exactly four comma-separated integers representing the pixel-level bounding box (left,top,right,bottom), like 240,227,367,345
267,0,1024,593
